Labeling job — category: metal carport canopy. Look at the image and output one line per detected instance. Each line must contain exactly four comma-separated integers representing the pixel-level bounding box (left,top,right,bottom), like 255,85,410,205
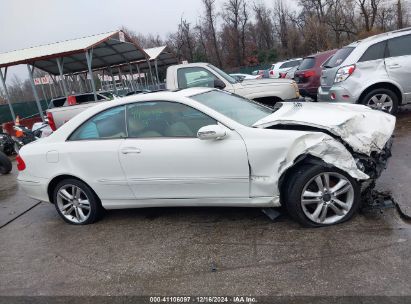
0,30,150,74
111,45,178,72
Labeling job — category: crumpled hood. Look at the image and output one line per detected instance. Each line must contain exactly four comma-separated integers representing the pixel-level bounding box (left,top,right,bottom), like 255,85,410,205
253,102,396,155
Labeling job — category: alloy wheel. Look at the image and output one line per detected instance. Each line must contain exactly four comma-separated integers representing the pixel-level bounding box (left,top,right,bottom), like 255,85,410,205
300,172,354,225
366,94,393,113
56,184,91,224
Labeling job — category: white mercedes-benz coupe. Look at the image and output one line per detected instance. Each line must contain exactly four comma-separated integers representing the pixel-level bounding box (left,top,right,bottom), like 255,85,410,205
17,88,395,226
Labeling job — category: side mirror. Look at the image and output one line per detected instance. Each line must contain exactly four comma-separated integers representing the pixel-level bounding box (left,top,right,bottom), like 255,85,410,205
197,125,226,140
214,79,226,90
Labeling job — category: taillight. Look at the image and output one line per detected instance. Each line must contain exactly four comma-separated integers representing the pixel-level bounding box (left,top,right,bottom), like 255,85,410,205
302,70,316,78
334,65,355,83
16,155,26,171
47,112,57,131
67,95,77,106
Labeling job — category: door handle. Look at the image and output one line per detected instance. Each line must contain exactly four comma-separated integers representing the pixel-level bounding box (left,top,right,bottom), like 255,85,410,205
121,147,141,154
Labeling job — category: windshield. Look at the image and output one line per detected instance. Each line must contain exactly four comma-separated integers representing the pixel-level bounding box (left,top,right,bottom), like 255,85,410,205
191,90,274,127
207,64,237,84
324,47,354,68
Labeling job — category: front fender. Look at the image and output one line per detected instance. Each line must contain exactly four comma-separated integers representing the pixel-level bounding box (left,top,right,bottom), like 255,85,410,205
246,132,368,199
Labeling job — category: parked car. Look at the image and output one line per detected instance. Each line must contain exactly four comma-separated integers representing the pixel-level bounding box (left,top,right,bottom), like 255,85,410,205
318,28,411,114
252,70,270,78
269,58,302,78
280,66,300,79
229,73,262,81
294,49,337,100
17,88,395,227
167,63,299,107
46,92,115,130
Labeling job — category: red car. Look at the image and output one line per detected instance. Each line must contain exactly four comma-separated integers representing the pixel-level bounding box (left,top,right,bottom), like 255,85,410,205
294,49,337,101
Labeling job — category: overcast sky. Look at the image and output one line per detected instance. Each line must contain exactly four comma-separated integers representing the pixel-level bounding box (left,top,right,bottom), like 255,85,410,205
0,0,295,82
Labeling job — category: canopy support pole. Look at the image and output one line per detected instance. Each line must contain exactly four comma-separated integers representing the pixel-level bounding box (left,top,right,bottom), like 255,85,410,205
118,68,126,91
108,67,118,95
0,67,16,122
128,64,135,92
135,64,142,89
154,59,160,89
147,59,154,88
26,64,45,122
85,49,97,102
56,58,68,97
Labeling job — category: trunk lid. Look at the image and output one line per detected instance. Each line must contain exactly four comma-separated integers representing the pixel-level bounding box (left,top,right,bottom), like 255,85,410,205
253,102,396,155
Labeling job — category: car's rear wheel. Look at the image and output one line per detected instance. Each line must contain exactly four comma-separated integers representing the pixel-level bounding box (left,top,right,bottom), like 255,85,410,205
53,178,102,225
361,88,398,114
284,164,360,227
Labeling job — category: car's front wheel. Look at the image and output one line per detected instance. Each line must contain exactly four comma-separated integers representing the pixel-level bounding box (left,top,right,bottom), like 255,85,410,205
284,164,360,227
53,178,102,225
361,88,398,114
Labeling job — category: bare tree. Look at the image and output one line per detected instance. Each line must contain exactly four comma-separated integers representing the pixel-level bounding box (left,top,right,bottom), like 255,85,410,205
202,0,223,67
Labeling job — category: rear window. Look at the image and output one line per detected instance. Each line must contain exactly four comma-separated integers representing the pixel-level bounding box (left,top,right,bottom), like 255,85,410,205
49,98,66,109
279,60,301,69
359,41,386,62
324,47,354,68
298,58,315,70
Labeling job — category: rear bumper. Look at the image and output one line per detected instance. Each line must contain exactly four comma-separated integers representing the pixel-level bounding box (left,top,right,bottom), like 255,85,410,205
17,175,50,203
317,86,358,103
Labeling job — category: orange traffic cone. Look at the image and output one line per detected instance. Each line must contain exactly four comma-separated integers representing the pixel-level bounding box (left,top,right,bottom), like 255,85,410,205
15,115,20,126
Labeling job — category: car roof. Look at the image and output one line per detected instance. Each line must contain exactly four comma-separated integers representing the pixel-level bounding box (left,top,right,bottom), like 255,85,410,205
347,27,411,47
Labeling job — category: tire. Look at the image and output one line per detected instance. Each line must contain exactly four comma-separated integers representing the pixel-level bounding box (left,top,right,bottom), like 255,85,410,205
53,178,102,225
284,164,360,227
0,151,12,174
360,88,398,115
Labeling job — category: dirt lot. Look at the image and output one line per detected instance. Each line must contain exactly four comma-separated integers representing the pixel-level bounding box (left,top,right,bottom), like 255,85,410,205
1,108,411,297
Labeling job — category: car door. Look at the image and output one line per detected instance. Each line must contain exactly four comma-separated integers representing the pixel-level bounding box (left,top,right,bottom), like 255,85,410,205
118,101,250,199
386,34,411,102
66,105,135,201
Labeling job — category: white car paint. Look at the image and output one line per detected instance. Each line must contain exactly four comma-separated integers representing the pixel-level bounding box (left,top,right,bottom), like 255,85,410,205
229,73,262,80
17,88,395,211
166,63,299,101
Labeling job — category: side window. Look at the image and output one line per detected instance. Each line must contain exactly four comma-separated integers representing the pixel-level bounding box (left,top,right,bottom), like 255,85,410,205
126,101,217,138
177,67,218,89
69,106,126,140
387,35,411,57
359,41,386,62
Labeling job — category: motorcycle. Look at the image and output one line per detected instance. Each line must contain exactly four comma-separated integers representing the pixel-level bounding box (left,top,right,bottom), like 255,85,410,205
0,150,12,174
0,132,15,156
13,125,39,153
12,120,51,153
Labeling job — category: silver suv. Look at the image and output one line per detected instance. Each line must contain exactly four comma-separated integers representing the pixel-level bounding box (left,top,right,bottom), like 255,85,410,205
318,28,411,114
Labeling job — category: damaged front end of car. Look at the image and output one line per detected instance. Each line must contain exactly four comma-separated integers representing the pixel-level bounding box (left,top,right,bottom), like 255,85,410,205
354,136,393,194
